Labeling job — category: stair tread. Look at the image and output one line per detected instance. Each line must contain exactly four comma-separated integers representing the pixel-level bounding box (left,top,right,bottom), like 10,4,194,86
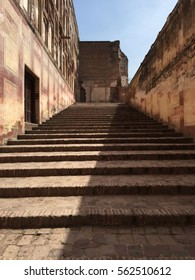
8,136,192,142
1,159,195,169
1,150,195,157
1,150,195,164
0,174,195,188
40,123,159,126
1,144,195,154
0,195,194,216
26,129,175,134
2,143,195,148
23,132,178,136
20,134,182,140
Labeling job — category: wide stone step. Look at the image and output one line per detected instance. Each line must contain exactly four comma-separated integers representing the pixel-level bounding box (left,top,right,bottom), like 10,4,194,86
33,127,170,132
57,113,148,116
37,122,163,128
51,112,151,115
54,113,143,117
1,143,195,153
48,115,151,119
0,175,195,197
56,111,145,115
49,119,154,124
51,117,136,121
0,195,194,228
45,118,153,123
36,124,171,132
53,119,154,123
0,160,195,177
18,132,183,140
55,110,146,114
51,115,122,122
7,137,193,145
25,128,175,134
1,150,195,163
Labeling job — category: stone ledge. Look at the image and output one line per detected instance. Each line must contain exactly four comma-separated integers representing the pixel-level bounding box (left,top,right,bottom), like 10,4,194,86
0,207,194,229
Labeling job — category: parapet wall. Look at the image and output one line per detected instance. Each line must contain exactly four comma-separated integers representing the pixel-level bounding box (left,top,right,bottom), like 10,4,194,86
128,0,195,139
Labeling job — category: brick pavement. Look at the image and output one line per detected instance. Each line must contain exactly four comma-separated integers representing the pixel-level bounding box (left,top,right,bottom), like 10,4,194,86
0,226,194,260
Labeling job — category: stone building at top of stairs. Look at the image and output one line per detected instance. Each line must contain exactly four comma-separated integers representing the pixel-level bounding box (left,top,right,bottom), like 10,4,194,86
78,41,128,103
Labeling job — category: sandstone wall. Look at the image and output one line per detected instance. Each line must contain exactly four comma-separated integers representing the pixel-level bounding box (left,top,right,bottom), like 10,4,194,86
128,0,195,138
79,41,128,103
0,0,77,144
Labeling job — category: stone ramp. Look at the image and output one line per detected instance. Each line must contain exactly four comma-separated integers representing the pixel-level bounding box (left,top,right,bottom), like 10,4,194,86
0,103,194,230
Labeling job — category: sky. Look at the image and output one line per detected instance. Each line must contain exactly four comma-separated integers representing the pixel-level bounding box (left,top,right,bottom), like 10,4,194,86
73,0,178,80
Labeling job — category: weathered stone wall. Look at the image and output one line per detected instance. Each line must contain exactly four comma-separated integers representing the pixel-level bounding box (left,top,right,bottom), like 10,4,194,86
79,41,128,103
128,0,195,138
0,0,78,144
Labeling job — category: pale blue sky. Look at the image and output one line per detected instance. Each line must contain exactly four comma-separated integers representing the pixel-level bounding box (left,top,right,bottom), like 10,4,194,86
73,0,178,79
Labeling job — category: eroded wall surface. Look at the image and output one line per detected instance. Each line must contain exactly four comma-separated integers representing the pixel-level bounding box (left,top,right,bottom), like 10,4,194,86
0,0,78,144
128,0,195,138
79,41,128,103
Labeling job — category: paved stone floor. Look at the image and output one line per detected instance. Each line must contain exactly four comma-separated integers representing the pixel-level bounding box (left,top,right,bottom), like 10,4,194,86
0,225,195,260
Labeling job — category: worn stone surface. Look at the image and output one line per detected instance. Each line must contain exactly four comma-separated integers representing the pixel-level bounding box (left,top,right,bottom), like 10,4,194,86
0,226,194,260
0,0,78,145
79,41,128,103
0,194,194,228
0,103,195,259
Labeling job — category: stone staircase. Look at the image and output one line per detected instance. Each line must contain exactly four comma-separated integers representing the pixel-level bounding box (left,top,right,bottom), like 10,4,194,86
0,103,195,229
